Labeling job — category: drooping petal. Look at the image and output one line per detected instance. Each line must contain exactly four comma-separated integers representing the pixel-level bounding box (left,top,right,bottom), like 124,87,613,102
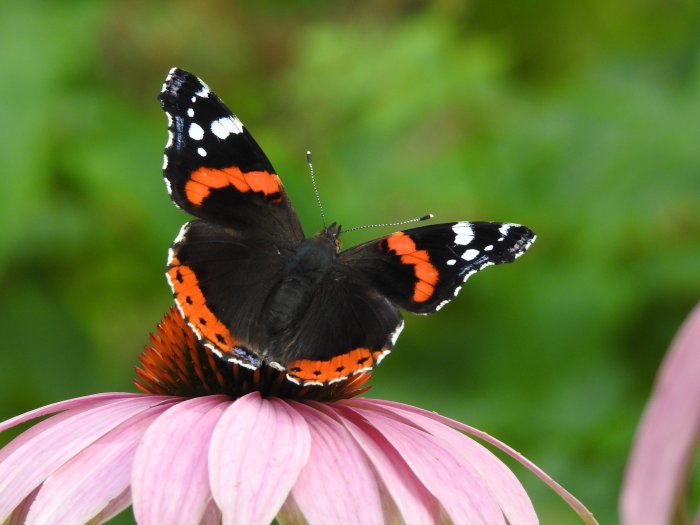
209,392,311,525
289,401,383,525
25,403,169,525
620,303,700,525
132,395,230,525
0,393,147,434
328,404,440,525
346,404,506,525
0,395,176,523
0,396,154,465
354,399,537,525
370,399,598,525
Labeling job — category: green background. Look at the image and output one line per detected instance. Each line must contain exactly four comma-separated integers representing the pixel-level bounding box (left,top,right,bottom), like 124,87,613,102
1,1,699,523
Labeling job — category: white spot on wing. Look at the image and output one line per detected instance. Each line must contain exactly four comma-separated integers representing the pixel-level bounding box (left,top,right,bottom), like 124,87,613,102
173,222,191,245
452,222,474,246
195,80,210,98
187,108,194,117
285,374,302,385
162,67,177,92
462,249,480,261
514,234,537,258
499,223,513,235
188,122,204,140
389,320,404,347
374,348,391,365
498,223,513,241
446,259,456,266
197,147,207,157
162,154,168,170
436,299,450,311
211,116,244,139
165,112,174,148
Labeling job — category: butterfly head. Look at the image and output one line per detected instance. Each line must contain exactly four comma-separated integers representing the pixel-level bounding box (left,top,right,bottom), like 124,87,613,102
317,222,342,253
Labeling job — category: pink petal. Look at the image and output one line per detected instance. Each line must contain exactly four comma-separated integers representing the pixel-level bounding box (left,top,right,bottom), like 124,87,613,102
370,399,598,525
0,395,176,522
26,403,169,525
289,402,383,525
621,303,700,525
0,395,159,464
199,501,222,525
132,395,230,525
326,404,440,525
0,393,149,433
277,494,305,525
347,405,506,525
9,487,40,525
94,489,132,524
209,393,311,525
354,399,537,525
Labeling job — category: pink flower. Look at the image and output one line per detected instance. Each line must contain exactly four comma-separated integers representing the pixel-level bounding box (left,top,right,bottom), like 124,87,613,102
0,310,597,524
620,303,700,525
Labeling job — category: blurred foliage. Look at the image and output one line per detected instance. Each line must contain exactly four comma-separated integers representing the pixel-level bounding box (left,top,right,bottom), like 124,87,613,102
1,1,699,523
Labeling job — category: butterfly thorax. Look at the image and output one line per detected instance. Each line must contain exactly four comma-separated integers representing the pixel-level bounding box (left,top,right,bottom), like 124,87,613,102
286,224,340,276
263,224,342,337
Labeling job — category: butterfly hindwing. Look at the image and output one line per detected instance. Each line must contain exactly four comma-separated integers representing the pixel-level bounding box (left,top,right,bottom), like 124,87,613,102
167,220,404,384
339,221,536,314
167,219,292,368
159,68,303,242
273,275,404,385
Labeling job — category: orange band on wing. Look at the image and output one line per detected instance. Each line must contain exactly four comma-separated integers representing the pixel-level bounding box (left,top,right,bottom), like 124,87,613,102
167,260,238,351
184,166,282,206
286,347,385,384
385,232,439,302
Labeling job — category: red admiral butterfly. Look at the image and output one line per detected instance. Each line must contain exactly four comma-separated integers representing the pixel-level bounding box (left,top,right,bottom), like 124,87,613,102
159,68,536,386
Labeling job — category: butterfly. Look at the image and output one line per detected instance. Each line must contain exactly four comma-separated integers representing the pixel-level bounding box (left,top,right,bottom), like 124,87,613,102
158,68,536,386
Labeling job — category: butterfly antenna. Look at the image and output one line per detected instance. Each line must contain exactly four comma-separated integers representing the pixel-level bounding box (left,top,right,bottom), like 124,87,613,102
342,213,434,234
307,151,326,228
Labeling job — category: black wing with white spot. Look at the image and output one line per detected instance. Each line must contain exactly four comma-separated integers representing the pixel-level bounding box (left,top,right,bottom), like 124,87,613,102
158,67,303,241
338,221,536,314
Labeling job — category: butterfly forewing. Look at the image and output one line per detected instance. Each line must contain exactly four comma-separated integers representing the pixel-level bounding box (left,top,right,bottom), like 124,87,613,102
339,221,536,314
159,68,303,242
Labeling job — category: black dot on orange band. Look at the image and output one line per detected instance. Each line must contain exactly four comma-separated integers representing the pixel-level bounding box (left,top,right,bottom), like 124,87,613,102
185,296,193,305
199,317,207,325
175,270,184,283
336,366,345,372
215,334,226,344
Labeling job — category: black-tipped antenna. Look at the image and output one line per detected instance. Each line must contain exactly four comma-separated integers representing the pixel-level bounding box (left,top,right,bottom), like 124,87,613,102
342,213,434,234
307,151,326,228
